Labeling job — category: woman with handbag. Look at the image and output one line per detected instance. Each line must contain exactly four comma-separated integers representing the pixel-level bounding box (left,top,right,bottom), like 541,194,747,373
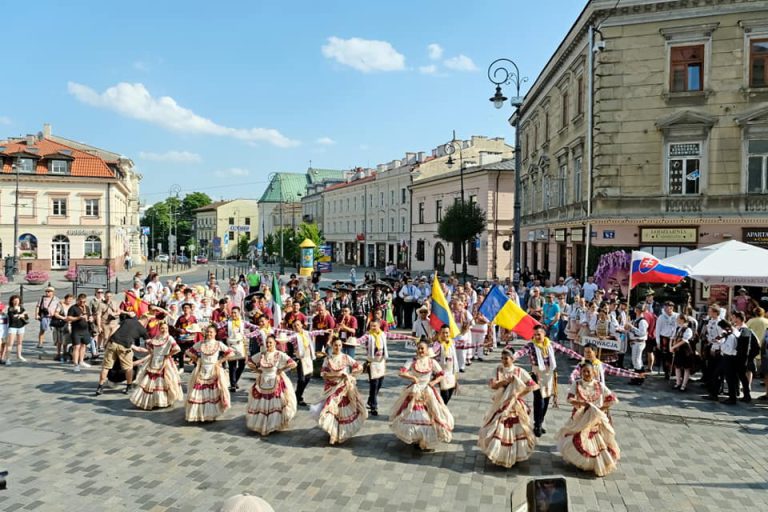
226,306,247,392
1,295,28,365
670,314,695,392
52,294,73,362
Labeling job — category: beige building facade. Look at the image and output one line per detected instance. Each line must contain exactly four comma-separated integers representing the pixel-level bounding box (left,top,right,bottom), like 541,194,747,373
194,199,258,259
518,0,768,280
0,125,142,273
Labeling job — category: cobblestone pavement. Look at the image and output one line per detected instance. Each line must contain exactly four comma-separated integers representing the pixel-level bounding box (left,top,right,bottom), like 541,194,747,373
1,331,767,512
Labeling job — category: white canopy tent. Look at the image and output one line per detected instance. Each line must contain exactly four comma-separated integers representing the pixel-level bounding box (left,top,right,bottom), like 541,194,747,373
661,240,768,287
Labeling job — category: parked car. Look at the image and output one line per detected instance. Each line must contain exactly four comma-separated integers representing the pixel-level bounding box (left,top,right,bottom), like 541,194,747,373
177,255,190,264
155,254,170,262
194,256,209,264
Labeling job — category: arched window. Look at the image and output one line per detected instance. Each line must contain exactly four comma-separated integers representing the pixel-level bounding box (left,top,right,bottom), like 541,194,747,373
85,236,102,258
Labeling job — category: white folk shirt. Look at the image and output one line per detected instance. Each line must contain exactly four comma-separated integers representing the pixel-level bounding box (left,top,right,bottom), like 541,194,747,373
713,329,739,356
656,312,679,339
706,319,724,352
399,284,421,303
628,318,649,342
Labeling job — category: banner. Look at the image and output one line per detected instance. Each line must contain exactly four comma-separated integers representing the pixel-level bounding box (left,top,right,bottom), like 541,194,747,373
576,336,620,351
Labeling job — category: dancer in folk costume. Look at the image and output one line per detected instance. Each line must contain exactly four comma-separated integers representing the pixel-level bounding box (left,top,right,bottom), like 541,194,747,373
389,341,454,452
285,319,331,406
356,320,414,416
557,360,620,477
432,325,459,405
452,300,474,371
470,301,489,361
185,325,234,422
245,333,298,435
130,322,184,410
310,337,368,444
477,349,539,468
568,343,642,384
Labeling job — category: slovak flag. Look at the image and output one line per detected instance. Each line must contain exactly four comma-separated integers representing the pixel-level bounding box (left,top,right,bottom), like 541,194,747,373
630,251,689,289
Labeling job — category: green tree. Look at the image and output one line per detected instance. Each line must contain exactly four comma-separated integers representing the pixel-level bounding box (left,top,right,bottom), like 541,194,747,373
296,222,324,258
437,201,486,281
141,201,171,255
140,192,212,256
264,233,277,258
238,234,250,260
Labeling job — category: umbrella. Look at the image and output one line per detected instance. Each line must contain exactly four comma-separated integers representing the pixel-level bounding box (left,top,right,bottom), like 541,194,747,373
661,240,768,287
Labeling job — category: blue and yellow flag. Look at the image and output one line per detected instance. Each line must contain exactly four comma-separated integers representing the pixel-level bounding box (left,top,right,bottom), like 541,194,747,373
479,285,539,340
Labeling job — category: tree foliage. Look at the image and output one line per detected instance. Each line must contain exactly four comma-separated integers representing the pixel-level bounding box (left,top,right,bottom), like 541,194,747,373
238,234,250,259
437,202,486,244
261,223,324,267
140,192,212,254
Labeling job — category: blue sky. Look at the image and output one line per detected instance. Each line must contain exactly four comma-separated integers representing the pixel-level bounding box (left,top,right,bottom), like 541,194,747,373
0,0,586,204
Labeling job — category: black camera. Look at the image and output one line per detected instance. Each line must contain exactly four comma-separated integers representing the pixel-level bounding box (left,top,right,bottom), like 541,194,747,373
0,470,8,490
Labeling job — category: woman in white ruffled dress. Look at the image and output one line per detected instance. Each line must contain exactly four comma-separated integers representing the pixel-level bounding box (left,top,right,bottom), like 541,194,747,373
311,337,367,444
245,334,298,435
389,340,454,452
130,322,184,410
477,349,539,468
557,360,621,477
184,325,234,422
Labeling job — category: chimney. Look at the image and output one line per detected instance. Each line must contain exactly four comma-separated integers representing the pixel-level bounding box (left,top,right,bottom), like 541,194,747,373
404,152,416,163
417,152,426,162
377,164,387,172
43,123,51,137
26,134,36,145
479,152,503,166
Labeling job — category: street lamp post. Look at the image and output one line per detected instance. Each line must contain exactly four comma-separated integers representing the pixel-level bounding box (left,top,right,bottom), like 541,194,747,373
268,173,285,275
444,137,468,282
11,162,20,279
488,58,527,285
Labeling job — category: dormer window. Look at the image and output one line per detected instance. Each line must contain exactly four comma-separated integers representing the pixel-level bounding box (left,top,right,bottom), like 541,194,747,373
15,157,35,173
50,159,70,174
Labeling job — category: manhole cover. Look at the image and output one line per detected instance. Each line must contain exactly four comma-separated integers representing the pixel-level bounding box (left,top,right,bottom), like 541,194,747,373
0,427,62,447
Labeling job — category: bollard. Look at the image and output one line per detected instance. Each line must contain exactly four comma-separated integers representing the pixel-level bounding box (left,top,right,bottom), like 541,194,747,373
115,276,119,293
19,284,24,303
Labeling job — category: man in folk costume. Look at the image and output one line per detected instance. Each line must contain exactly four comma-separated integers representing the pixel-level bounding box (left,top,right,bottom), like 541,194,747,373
433,324,459,405
470,300,489,362
511,324,558,438
357,320,413,416
311,301,336,353
452,299,474,372
336,306,358,355
291,318,316,406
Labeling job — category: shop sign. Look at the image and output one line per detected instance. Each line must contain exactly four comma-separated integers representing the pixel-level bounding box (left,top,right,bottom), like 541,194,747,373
66,229,103,236
603,230,616,239
570,228,584,242
554,229,566,242
639,227,697,244
743,228,768,248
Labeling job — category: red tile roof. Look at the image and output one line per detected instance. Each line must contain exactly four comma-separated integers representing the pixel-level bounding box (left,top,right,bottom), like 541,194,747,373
0,137,115,178
322,174,376,192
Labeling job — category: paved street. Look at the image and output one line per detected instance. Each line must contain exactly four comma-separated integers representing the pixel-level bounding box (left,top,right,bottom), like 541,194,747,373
1,325,767,512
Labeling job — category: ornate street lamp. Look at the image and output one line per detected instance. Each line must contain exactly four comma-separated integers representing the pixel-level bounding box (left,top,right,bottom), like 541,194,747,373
488,58,527,284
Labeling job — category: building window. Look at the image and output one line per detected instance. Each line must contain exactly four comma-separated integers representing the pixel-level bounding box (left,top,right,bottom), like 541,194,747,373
452,242,462,264
418,202,424,224
670,45,704,92
521,179,528,214
380,218,384,232
416,240,425,261
52,198,67,216
544,112,549,141
346,198,350,211
347,220,350,232
542,177,550,210
50,160,69,174
369,219,372,232
667,142,701,195
750,38,768,88
574,156,583,202
436,200,443,222
85,198,100,217
228,217,234,225
525,132,529,159
390,217,395,232
561,91,569,128
229,231,235,241
245,217,251,226
469,194,477,206
534,123,539,151
747,139,768,193
390,190,395,205
15,158,35,173
369,194,373,207
576,76,584,115
84,235,102,258
557,164,567,207
380,192,384,206
468,238,479,266
401,217,406,232
401,188,407,203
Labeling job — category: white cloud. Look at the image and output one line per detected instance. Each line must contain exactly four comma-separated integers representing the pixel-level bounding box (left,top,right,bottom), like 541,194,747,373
427,43,443,61
138,150,202,163
0,116,11,125
215,167,250,178
419,65,437,75
322,36,405,73
315,137,336,145
67,81,299,148
443,54,478,72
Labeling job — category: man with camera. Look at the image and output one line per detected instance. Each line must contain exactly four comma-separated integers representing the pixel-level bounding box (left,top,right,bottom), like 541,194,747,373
65,294,93,372
35,286,60,351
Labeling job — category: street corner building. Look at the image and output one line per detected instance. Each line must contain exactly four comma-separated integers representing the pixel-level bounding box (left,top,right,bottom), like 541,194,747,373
517,0,768,281
0,124,142,274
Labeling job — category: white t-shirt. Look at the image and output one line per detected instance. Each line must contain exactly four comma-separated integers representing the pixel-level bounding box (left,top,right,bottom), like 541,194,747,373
582,282,599,302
